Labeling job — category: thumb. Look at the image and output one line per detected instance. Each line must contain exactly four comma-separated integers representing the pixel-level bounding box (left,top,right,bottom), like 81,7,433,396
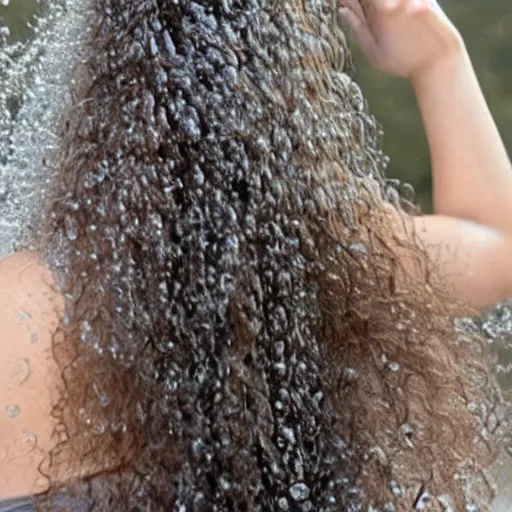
340,7,380,63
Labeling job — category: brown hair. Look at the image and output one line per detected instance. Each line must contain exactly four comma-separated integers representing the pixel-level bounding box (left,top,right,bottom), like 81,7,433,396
34,0,505,509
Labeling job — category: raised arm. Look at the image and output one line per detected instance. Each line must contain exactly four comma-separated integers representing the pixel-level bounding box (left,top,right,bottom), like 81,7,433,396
412,32,512,236
342,0,512,308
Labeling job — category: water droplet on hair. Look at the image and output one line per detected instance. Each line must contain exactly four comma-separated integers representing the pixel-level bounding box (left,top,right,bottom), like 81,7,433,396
162,30,176,57
274,341,285,357
67,200,80,212
390,480,403,497
149,35,158,57
388,362,400,373
193,165,205,188
414,491,432,510
278,497,289,510
348,242,367,256
400,423,415,448
179,106,201,140
219,476,231,491
289,482,310,502
93,382,111,407
64,215,78,241
280,426,296,445
92,422,106,436
273,361,287,377
437,495,454,512
400,182,415,203
343,367,358,383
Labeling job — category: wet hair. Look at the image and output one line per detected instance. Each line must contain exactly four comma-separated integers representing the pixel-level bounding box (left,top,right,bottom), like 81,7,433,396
34,0,506,510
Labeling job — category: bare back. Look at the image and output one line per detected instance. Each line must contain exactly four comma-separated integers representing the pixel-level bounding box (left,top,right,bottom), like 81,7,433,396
0,252,61,501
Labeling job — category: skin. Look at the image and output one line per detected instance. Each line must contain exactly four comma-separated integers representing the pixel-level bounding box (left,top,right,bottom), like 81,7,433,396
1,0,512,501
342,0,512,306
0,253,62,500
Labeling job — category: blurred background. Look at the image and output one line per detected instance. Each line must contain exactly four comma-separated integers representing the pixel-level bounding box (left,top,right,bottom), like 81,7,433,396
349,0,512,211
1,0,511,211
0,0,45,42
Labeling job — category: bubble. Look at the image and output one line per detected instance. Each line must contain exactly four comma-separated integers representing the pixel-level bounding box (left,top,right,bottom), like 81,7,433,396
80,320,92,342
179,107,201,140
219,476,231,491
339,367,358,388
274,341,285,357
6,404,20,418
8,357,30,385
162,30,176,57
16,309,31,321
149,35,158,57
225,235,238,250
273,361,287,377
436,495,454,512
414,491,431,510
400,423,415,448
193,165,205,187
289,482,310,502
21,430,38,450
0,0,87,257
388,362,400,373
92,422,106,436
278,497,289,510
280,426,296,445
390,481,403,497
93,382,111,408
313,391,324,406
348,242,367,256
64,215,78,241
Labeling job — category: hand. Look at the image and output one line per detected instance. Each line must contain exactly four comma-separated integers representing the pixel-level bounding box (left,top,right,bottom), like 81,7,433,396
340,0,464,82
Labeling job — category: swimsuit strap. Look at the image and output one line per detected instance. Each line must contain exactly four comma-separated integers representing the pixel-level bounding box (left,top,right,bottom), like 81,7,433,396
0,498,34,512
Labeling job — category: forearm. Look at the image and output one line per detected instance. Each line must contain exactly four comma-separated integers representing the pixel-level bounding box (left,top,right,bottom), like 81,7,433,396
412,45,512,236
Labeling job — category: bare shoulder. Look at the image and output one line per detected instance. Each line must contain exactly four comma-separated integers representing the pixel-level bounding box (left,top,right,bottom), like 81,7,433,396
0,252,63,500
382,203,512,308
0,251,61,314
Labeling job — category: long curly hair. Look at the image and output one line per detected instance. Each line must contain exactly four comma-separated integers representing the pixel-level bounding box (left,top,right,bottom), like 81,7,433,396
33,0,506,509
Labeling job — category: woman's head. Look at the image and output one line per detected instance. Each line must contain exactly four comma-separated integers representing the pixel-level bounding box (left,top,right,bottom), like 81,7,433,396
35,0,504,510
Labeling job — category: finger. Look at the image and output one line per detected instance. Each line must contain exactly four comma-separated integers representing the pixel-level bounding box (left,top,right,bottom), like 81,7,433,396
406,0,434,14
340,7,380,60
341,0,367,21
374,0,399,9
372,0,407,14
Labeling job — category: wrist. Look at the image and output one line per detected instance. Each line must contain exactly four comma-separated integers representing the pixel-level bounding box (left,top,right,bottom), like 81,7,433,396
410,35,469,91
